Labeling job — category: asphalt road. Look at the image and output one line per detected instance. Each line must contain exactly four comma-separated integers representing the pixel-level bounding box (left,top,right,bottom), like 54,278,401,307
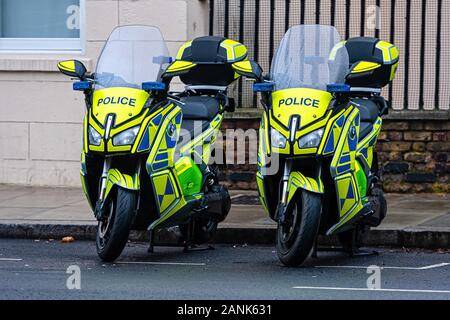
1,239,450,300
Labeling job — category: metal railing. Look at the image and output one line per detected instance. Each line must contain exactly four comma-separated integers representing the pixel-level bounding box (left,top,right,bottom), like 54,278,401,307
209,0,450,113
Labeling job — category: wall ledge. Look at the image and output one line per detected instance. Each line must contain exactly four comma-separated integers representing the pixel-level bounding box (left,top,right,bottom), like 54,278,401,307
0,55,93,72
385,110,450,121
224,108,263,120
225,108,450,121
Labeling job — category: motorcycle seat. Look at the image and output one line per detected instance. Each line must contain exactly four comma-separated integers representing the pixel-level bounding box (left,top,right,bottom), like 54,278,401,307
178,96,220,121
351,98,382,139
359,122,374,139
351,98,380,123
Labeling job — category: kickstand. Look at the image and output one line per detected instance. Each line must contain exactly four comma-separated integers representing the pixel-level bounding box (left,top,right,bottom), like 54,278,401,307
182,219,215,253
185,244,215,252
182,220,193,253
147,229,154,253
312,228,379,258
348,228,378,257
312,237,319,259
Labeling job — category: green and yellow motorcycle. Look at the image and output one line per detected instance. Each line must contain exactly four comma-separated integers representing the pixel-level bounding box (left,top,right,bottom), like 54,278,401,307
234,25,399,266
57,25,249,261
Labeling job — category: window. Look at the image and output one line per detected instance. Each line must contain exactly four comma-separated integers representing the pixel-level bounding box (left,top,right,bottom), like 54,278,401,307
0,0,85,53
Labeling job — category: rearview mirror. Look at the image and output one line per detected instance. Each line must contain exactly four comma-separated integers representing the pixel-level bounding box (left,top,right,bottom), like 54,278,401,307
232,60,263,81
57,60,87,79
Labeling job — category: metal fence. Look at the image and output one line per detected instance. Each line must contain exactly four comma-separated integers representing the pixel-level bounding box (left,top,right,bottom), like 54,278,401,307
209,0,450,112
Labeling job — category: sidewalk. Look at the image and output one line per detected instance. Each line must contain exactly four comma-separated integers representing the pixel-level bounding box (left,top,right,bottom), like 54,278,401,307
0,184,449,248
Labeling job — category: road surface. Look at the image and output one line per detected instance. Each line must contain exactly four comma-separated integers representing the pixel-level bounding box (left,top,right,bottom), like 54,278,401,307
1,239,449,300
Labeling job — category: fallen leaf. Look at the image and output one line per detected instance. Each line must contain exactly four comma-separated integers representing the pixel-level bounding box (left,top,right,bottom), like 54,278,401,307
62,236,75,243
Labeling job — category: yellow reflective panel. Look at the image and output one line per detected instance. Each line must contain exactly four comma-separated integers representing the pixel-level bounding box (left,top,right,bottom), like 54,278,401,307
176,41,192,60
271,88,332,129
256,172,269,215
83,114,89,154
389,46,399,60
376,41,398,63
390,62,399,81
232,60,252,73
58,60,75,73
329,41,346,61
92,88,149,126
233,44,248,61
220,39,248,62
166,60,196,73
352,61,381,73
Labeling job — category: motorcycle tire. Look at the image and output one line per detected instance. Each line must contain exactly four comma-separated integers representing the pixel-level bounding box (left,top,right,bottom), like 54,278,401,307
96,188,136,262
276,190,321,267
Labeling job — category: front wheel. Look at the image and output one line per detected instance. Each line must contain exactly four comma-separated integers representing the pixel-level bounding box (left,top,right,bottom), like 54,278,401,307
276,190,322,267
96,188,136,262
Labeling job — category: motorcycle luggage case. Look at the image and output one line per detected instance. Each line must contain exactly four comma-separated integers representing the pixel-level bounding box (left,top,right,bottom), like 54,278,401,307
344,37,399,88
175,36,248,86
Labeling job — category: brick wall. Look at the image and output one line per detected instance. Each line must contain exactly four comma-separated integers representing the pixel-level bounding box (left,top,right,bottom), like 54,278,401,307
378,120,450,193
218,117,450,193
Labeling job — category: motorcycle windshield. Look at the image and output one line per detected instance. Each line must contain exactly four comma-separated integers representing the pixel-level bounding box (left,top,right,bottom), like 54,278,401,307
270,25,349,92
94,25,171,91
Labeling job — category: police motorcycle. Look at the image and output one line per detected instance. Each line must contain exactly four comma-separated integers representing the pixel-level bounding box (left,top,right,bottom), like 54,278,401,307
57,25,250,262
233,25,399,267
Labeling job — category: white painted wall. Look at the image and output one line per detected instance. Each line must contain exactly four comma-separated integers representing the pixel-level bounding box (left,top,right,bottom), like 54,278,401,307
0,0,209,186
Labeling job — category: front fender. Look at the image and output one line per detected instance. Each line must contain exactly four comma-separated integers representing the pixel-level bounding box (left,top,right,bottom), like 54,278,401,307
286,171,324,207
104,168,140,200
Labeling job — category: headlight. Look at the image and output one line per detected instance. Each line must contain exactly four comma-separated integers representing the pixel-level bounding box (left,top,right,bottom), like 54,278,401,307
112,126,140,146
88,126,102,146
298,128,325,149
271,129,287,149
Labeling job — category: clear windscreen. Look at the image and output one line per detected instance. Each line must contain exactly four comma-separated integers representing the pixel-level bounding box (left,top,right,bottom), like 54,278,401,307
94,25,171,90
270,25,350,91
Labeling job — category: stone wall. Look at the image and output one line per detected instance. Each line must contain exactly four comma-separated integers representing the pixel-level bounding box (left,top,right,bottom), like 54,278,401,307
218,116,450,193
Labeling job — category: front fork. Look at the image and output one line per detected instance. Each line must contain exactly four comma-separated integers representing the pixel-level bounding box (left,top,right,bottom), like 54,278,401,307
277,160,292,225
95,158,111,221
98,158,112,203
280,160,292,207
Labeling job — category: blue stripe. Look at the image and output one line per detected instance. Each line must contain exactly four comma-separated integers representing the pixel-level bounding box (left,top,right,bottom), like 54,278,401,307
324,133,335,153
152,161,169,171
340,154,351,164
156,152,168,161
337,164,351,174
138,128,150,152
336,115,345,127
152,114,163,126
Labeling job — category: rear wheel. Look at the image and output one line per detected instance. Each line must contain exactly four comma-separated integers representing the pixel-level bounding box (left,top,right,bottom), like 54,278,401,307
96,188,136,262
276,191,322,267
